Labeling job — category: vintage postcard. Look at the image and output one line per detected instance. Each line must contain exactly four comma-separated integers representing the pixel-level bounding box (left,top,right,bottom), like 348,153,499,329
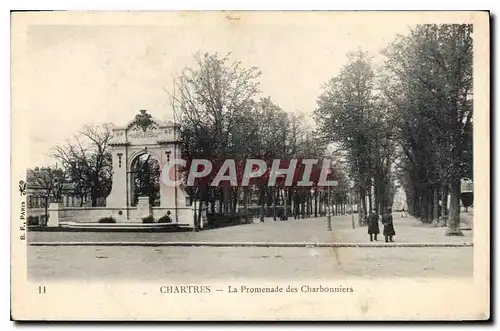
11,11,490,321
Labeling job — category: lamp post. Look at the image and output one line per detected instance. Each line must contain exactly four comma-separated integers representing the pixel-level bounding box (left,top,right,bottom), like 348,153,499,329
283,187,288,220
276,173,286,221
327,167,332,231
193,186,198,232
273,182,277,221
327,185,332,231
351,187,356,229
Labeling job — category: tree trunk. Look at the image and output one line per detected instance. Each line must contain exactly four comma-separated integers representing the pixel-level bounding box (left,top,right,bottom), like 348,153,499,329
362,190,367,225
423,192,430,222
210,197,215,214
358,188,366,226
283,188,288,220
301,196,306,218
446,178,463,236
292,189,298,219
266,187,272,210
317,191,322,216
442,185,449,217
368,185,372,214
307,192,311,217
428,192,434,221
243,186,249,222
259,185,265,222
412,187,418,217
223,187,230,215
218,199,223,214
44,196,49,226
90,191,97,207
412,190,417,217
231,187,238,215
314,189,318,217
433,188,439,222
272,187,277,220
195,184,207,231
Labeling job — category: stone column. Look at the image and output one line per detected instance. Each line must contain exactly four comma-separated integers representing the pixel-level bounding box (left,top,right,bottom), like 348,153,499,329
47,202,64,227
128,171,134,207
106,146,128,208
159,144,190,224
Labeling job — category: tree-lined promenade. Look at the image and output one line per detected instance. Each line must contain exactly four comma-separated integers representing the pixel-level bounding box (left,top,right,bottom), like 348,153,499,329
315,24,472,236
30,24,472,237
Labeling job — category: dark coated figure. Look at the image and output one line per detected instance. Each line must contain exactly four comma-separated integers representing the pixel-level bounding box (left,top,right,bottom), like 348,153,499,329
367,209,380,242
382,208,396,242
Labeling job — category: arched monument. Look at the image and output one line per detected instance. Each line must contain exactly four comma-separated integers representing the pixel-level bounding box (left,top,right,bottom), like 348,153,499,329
48,110,196,229
105,109,192,225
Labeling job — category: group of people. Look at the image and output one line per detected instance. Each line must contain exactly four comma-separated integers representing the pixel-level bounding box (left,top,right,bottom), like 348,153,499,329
367,209,396,243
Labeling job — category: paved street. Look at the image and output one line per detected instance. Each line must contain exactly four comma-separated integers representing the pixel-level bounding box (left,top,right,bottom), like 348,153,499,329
28,214,473,280
29,245,472,281
28,213,473,244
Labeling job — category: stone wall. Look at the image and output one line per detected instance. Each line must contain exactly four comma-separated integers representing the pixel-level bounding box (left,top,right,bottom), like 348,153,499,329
57,207,137,223
48,204,196,228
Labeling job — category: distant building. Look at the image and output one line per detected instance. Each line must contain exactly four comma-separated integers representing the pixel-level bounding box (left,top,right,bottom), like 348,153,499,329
26,167,90,222
461,178,473,193
439,178,473,210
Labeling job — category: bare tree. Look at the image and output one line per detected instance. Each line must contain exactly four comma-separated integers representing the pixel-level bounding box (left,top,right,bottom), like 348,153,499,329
51,123,113,207
169,52,261,228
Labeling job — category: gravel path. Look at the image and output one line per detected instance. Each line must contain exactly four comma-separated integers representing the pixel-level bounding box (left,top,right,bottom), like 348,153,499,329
28,245,473,281
27,214,473,280
28,214,473,244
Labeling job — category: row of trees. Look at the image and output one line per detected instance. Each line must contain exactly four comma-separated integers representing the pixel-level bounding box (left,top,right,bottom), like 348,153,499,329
170,53,351,226
315,50,398,225
315,24,473,235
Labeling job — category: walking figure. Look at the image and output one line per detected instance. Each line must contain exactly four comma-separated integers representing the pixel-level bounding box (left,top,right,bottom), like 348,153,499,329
401,207,406,218
367,209,380,242
382,208,396,242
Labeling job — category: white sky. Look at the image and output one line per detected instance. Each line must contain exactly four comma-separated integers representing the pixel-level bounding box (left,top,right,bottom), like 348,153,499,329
22,12,418,167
